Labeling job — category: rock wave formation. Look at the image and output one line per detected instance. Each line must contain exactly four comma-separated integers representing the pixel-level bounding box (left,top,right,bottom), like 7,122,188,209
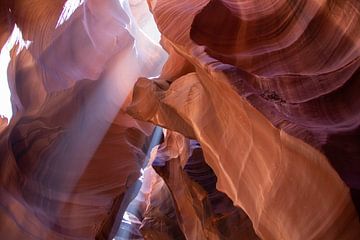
0,0,360,239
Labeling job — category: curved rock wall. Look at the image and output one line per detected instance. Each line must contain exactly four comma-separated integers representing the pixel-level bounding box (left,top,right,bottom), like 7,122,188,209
1,0,360,239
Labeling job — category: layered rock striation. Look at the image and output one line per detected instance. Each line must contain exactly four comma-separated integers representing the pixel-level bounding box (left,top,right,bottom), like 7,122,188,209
1,0,360,239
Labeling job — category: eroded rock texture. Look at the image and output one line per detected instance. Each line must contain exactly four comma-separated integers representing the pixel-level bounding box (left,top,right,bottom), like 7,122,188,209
151,132,259,240
1,0,360,239
127,0,360,239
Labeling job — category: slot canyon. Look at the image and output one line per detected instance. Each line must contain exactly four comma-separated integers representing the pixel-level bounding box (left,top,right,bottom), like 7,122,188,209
0,0,359,239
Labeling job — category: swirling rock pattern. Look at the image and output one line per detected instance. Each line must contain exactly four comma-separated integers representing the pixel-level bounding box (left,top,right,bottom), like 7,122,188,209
189,0,360,200
1,0,360,239
184,141,259,240
149,0,360,195
128,70,360,239
127,0,360,238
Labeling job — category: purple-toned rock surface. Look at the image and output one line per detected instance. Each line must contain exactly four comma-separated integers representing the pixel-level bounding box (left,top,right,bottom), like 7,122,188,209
0,0,166,239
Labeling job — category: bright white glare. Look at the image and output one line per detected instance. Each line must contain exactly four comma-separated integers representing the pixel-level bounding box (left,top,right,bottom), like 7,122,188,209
56,0,84,28
128,0,161,44
140,16,161,44
122,211,132,225
138,168,145,182
0,24,31,120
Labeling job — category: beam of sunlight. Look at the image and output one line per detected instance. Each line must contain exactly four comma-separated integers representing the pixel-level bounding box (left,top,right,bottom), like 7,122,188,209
111,2,167,238
1,1,166,239
115,126,163,240
143,126,164,169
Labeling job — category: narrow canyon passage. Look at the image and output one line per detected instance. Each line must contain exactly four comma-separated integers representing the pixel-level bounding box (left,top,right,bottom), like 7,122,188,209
0,0,360,239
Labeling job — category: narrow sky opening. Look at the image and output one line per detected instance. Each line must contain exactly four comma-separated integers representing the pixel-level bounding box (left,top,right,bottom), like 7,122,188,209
56,0,85,28
128,0,161,44
0,24,31,121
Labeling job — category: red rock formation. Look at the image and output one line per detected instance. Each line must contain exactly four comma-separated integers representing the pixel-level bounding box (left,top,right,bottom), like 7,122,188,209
139,167,186,240
151,131,259,239
126,0,360,238
148,1,360,196
2,0,360,239
128,69,360,239
0,0,14,50
184,141,259,240
0,116,8,133
152,131,222,240
189,1,360,205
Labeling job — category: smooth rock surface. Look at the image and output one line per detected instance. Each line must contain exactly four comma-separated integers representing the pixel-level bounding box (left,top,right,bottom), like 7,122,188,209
1,0,360,239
